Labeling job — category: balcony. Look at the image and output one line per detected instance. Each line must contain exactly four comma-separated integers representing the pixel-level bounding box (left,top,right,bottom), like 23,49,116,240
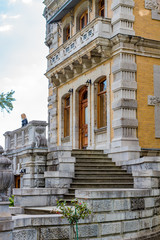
4,121,48,153
46,17,112,86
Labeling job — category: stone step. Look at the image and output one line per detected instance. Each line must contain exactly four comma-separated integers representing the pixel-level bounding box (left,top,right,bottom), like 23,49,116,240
75,161,115,165
24,206,56,215
72,154,112,159
63,193,75,200
72,177,133,183
76,159,112,163
72,149,104,155
75,173,131,178
75,169,127,174
75,165,121,170
70,183,134,188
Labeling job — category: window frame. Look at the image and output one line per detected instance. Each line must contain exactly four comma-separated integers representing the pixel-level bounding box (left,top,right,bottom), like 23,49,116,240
99,0,105,17
97,77,107,129
66,25,70,41
64,95,70,137
80,10,88,30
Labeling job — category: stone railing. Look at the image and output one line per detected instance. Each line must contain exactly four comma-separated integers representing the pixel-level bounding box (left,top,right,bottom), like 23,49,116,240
47,17,111,70
4,121,48,152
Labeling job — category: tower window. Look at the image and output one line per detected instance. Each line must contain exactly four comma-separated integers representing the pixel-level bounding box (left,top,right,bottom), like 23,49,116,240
97,78,107,128
99,0,105,17
64,96,70,137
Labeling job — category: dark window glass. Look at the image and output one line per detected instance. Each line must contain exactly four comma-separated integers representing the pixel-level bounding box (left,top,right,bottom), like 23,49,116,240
64,96,70,137
98,78,107,128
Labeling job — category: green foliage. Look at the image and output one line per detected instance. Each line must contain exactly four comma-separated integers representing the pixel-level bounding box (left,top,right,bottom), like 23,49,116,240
9,195,14,207
0,90,15,113
56,199,91,225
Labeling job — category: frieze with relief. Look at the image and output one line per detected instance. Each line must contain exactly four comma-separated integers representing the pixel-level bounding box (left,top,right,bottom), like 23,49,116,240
148,95,160,106
145,0,160,20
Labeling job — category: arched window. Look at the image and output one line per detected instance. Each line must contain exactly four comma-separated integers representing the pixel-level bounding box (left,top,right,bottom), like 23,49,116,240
99,0,105,17
64,95,70,137
63,25,70,42
97,78,107,128
66,26,70,40
80,11,88,30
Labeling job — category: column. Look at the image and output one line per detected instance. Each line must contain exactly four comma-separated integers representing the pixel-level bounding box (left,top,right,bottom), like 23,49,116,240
106,72,111,149
70,91,73,147
87,83,91,149
72,89,76,149
91,82,95,148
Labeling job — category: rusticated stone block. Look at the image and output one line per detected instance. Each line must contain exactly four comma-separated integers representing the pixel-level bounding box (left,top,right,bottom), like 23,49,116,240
78,224,98,238
131,198,145,211
124,220,139,232
13,229,37,240
40,227,69,240
102,222,121,235
113,199,130,211
92,199,112,212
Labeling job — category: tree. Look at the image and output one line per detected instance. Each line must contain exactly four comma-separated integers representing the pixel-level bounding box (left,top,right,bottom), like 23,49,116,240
0,90,15,113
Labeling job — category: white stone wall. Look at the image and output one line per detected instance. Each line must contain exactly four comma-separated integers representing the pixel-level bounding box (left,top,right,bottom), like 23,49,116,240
13,188,160,239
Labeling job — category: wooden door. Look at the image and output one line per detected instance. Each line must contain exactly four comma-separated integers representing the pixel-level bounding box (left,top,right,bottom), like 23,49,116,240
79,87,88,149
15,175,20,188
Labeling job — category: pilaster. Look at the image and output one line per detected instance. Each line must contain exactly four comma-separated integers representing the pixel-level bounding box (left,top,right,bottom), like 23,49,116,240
87,84,91,149
48,85,58,150
110,52,140,162
111,0,135,36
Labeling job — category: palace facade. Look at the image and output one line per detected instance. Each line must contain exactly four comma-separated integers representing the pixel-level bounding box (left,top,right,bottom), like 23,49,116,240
44,0,160,161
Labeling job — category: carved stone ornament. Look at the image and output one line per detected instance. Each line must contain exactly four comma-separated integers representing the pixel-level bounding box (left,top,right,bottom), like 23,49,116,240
148,95,160,106
131,198,145,211
0,156,13,201
36,135,47,148
145,0,160,12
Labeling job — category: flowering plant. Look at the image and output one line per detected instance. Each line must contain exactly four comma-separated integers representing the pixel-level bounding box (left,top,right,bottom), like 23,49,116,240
56,199,91,239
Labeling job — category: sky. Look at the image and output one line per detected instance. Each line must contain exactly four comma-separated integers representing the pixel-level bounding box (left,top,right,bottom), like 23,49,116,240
0,0,48,148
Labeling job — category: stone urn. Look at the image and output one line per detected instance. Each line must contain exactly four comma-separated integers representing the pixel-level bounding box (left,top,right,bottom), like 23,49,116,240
0,147,13,201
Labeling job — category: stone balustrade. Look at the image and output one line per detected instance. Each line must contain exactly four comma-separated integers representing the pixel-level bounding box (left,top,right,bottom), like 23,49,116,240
47,17,112,71
4,121,48,153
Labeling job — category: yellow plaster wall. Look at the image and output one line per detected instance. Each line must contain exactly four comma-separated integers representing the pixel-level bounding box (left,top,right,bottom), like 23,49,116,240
134,0,160,41
137,56,160,148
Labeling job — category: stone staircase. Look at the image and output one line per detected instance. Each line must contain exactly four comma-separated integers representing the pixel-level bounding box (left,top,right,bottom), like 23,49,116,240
63,150,134,203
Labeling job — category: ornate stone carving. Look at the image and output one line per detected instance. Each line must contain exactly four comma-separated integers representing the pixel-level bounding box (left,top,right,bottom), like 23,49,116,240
0,145,4,154
0,156,13,201
145,0,160,12
131,198,145,211
36,135,47,148
148,95,160,106
35,126,47,148
145,0,160,20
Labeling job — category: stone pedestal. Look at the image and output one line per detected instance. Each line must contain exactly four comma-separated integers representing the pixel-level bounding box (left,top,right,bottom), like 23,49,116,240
0,149,13,239
0,202,13,240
